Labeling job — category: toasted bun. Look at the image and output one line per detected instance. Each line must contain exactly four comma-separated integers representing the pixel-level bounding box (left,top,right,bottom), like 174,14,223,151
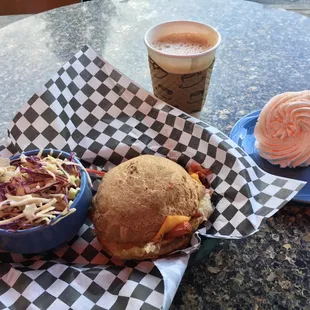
91,155,207,259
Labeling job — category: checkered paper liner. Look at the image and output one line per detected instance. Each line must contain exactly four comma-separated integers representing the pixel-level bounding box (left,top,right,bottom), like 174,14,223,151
0,46,305,310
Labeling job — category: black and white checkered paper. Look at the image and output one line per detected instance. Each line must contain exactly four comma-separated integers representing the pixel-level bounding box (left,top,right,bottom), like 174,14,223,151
0,46,305,310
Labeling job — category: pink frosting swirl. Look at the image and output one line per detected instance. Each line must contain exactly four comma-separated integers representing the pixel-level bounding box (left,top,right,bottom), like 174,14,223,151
254,90,310,168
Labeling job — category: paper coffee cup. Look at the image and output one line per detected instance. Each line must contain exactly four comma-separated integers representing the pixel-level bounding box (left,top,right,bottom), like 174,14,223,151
144,21,221,113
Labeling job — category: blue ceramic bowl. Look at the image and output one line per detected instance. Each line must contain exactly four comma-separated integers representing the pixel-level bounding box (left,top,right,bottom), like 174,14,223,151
0,149,92,254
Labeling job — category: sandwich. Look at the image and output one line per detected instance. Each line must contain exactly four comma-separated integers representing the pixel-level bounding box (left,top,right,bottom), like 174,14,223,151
91,155,213,260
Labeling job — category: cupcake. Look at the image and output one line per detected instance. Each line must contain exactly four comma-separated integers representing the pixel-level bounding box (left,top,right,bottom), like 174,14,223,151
254,90,310,168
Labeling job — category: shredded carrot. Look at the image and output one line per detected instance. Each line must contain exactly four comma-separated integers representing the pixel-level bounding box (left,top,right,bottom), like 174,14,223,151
86,169,106,177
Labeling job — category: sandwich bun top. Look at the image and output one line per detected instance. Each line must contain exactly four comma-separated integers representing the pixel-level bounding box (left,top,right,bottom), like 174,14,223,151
91,155,206,244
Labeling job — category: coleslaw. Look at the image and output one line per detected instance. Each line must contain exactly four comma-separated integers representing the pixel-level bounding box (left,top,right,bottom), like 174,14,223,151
0,150,85,231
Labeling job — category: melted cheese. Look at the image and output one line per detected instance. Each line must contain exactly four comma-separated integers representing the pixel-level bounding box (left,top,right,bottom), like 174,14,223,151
190,173,201,184
152,215,190,241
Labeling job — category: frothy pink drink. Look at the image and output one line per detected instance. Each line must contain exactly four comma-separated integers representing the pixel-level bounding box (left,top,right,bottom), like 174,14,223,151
152,33,212,56
144,21,221,113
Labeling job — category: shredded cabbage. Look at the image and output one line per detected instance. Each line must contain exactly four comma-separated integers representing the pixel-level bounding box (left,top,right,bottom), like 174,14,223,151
0,151,85,231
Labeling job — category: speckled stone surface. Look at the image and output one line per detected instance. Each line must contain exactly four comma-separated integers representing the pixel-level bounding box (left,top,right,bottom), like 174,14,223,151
0,0,310,309
0,15,32,29
172,206,310,310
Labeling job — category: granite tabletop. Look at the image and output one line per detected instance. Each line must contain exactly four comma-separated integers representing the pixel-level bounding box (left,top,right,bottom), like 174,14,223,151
0,0,310,309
